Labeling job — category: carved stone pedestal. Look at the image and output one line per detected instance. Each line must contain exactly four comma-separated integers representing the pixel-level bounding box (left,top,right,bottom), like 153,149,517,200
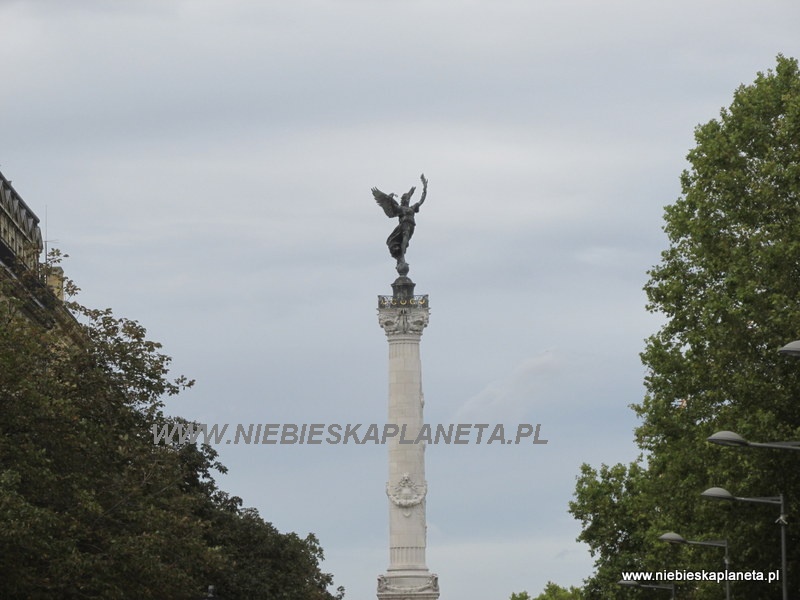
377,279,439,600
377,571,439,600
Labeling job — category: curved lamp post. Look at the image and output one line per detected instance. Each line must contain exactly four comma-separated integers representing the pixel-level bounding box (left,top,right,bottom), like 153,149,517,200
701,487,787,600
659,532,730,600
617,579,675,598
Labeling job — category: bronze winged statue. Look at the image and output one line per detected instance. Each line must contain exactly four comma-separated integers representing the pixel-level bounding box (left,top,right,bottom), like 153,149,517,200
372,174,428,276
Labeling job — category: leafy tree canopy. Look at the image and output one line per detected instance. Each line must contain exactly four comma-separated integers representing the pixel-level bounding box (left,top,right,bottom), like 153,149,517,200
0,278,343,599
570,55,800,599
530,581,583,599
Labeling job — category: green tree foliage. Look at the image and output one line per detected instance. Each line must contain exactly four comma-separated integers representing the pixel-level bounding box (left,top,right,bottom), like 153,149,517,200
0,293,343,599
570,55,800,598
569,463,656,598
526,581,583,599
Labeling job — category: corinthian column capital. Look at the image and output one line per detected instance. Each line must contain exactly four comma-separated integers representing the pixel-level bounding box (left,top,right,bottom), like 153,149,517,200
378,305,430,337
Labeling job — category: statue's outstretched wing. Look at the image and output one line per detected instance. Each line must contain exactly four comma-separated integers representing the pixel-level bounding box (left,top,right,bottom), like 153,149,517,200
372,187,400,218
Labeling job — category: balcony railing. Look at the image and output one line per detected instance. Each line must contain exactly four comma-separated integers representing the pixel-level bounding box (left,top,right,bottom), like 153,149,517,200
378,295,429,309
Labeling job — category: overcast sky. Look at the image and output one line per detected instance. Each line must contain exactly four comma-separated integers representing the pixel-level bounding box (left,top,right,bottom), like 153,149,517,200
4,1,800,597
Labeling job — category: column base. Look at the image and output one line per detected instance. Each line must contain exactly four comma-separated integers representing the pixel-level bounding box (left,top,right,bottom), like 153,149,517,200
377,570,440,600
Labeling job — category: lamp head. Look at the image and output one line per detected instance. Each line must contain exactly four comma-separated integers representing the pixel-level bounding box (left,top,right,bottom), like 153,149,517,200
659,532,687,544
779,340,800,357
707,430,749,447
701,487,735,501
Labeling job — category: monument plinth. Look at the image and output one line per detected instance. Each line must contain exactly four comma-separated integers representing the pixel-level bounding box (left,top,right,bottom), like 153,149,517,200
372,174,438,600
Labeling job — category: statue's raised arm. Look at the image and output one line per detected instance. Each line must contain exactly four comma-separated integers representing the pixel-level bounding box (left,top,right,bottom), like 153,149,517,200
412,174,428,212
372,174,429,277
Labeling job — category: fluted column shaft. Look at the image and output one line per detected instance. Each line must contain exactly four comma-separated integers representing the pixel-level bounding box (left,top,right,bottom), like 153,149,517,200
377,299,439,600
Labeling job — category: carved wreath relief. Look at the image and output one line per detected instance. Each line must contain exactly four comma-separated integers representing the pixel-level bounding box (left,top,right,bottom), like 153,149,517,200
387,473,427,517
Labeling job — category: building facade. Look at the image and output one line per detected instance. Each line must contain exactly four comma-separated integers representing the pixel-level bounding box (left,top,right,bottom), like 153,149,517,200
0,169,71,330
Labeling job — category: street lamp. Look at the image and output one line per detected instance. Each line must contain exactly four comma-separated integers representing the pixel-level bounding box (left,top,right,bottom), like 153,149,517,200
659,532,730,600
778,340,800,357
701,487,788,600
707,430,800,450
701,341,800,599
617,579,675,598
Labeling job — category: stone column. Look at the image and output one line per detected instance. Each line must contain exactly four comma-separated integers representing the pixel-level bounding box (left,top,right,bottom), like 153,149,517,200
376,277,439,600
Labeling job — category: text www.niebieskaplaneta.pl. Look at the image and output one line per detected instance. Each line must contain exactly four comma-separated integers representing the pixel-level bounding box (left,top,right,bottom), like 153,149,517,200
152,423,549,446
